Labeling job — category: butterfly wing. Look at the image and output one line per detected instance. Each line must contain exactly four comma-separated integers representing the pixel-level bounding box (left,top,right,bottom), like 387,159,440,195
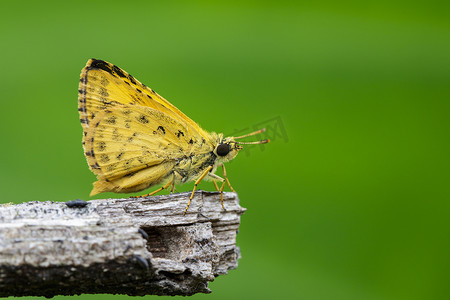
78,59,218,195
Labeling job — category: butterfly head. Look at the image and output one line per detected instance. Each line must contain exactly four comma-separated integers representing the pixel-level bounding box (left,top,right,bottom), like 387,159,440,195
214,138,243,163
214,128,270,163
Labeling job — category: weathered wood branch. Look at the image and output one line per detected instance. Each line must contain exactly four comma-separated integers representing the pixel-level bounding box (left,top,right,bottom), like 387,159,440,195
0,191,246,297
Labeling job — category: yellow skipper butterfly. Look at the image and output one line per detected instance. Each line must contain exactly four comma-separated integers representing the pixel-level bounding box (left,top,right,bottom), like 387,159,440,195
78,59,269,214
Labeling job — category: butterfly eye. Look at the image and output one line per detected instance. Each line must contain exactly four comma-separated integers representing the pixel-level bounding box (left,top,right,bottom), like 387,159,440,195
216,143,230,156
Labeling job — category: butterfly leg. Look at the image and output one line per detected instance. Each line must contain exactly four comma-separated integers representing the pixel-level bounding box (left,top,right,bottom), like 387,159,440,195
208,173,226,210
213,180,220,191
221,164,235,192
170,172,177,194
185,165,213,215
171,171,183,194
132,178,173,198
170,182,180,194
219,180,226,209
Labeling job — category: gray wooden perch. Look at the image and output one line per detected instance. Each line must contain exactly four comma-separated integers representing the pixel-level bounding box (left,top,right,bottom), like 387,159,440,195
0,191,246,297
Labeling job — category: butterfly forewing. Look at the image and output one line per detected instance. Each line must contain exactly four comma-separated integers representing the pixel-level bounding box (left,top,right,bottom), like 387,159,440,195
79,59,209,138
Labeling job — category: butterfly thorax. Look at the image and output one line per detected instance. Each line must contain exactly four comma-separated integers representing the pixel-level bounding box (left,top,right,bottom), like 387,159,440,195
171,132,242,184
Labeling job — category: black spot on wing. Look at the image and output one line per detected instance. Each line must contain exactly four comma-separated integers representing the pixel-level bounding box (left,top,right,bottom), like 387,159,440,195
89,59,113,74
125,158,135,166
100,76,109,86
99,87,109,97
79,76,87,84
130,95,139,103
128,75,137,85
124,171,137,177
137,115,149,124
106,164,116,172
112,65,127,78
100,154,110,163
157,126,166,134
112,128,122,141
104,115,117,124
176,130,185,138
97,141,106,151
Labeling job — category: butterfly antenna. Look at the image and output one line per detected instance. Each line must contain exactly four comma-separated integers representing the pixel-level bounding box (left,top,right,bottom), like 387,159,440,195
234,128,266,139
237,139,270,145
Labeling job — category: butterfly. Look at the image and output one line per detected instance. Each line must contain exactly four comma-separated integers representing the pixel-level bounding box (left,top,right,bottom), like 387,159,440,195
78,59,269,214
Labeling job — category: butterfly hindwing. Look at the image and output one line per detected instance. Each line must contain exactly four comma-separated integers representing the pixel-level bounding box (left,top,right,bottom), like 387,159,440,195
84,104,203,195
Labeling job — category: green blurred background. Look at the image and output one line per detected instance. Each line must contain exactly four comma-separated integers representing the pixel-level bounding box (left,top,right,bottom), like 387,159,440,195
1,1,449,299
